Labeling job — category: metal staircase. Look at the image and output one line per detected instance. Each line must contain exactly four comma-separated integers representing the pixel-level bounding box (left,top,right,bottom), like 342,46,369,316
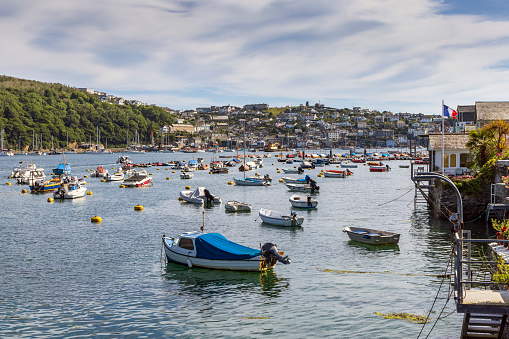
461,313,507,339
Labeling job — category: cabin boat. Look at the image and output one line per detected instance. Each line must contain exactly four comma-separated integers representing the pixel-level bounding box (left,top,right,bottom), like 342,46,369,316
53,181,87,199
259,208,304,227
289,194,318,209
343,226,400,245
10,161,44,179
105,171,125,182
162,232,290,271
225,201,252,212
123,170,153,187
29,177,63,193
52,163,71,175
179,187,221,204
91,166,108,177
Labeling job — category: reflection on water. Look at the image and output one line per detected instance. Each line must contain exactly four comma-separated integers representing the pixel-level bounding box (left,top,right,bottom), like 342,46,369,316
162,264,289,298
347,240,400,253
259,222,305,232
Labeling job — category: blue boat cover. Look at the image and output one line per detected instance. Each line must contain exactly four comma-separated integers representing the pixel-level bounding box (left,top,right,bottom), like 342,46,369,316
53,163,71,174
188,160,198,165
195,233,261,260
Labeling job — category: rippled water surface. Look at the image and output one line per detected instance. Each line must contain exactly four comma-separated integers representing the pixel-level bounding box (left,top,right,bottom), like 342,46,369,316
0,153,488,338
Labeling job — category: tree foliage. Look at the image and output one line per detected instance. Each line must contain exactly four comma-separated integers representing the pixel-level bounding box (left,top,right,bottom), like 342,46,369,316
0,76,174,149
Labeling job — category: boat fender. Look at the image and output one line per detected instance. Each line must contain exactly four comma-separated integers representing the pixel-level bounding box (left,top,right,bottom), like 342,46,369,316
187,258,193,268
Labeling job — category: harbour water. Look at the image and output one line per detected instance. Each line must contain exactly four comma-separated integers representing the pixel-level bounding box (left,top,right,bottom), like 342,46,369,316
0,153,488,338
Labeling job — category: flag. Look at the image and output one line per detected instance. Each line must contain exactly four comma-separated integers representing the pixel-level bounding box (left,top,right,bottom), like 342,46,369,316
443,104,457,120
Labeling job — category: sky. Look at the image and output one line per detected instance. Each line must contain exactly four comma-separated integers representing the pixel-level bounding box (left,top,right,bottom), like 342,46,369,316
2,0,509,115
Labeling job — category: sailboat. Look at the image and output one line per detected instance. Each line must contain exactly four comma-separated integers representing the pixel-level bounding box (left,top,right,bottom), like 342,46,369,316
0,129,13,156
233,122,270,186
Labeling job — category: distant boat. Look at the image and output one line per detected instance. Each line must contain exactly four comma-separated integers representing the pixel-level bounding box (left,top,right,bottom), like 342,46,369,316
343,226,400,245
53,180,87,199
162,231,290,271
123,170,153,187
179,187,221,205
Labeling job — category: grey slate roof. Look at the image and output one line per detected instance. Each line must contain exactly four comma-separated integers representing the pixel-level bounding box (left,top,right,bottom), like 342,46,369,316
428,133,470,150
475,101,509,121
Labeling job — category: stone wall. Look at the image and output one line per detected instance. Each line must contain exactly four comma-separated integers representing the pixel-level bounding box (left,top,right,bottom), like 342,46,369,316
430,160,509,222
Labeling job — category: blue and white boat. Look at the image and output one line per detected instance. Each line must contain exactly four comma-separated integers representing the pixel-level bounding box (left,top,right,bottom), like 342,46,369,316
281,175,310,184
52,163,71,175
234,177,270,186
162,232,290,271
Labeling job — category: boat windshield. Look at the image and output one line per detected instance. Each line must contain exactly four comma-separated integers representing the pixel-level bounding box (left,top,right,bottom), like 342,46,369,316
178,238,194,250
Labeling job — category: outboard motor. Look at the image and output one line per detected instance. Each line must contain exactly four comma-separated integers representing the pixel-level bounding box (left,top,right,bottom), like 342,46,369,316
203,188,213,206
261,242,291,265
298,166,304,174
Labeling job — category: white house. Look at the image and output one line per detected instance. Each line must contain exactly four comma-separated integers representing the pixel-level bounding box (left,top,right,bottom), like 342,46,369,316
428,133,471,175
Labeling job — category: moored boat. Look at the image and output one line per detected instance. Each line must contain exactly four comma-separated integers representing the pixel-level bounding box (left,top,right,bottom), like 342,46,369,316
225,201,252,212
53,181,87,199
259,208,304,227
52,163,71,175
162,232,290,271
369,165,390,172
123,170,153,187
289,194,318,209
341,164,358,168
285,182,320,193
343,226,400,245
234,177,270,186
180,172,194,179
179,187,222,204
105,171,125,182
29,177,62,193
323,170,347,178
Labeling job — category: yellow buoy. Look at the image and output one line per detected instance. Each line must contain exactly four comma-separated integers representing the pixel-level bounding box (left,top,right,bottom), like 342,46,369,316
149,173,153,175
255,173,259,176
279,179,284,183
87,191,92,195
228,181,233,185
119,185,125,188
178,196,183,201
86,169,89,171
91,216,102,223
185,185,190,190
317,174,322,177
21,189,28,193
209,171,212,174
272,163,274,165
277,171,281,173
47,197,54,203
166,177,171,180
134,205,143,211
112,167,115,169
157,168,160,170
276,168,279,170
84,175,88,178
165,168,169,170
172,171,176,173
227,170,229,173
101,179,106,182
6,182,11,185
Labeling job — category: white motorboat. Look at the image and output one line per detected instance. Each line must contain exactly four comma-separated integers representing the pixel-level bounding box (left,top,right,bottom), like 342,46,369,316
225,201,252,212
281,168,302,174
53,181,87,199
117,156,132,165
259,208,304,227
123,170,153,187
180,172,194,179
179,187,221,204
285,183,320,193
246,174,272,182
343,226,400,245
105,171,124,182
162,232,290,271
10,161,44,178
289,194,318,209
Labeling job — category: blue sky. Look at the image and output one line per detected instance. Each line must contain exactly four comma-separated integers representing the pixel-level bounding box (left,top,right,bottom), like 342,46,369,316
2,0,509,115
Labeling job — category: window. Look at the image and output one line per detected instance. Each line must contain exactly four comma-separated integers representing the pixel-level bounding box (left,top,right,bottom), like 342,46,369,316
460,153,468,167
443,153,449,168
178,238,194,250
450,154,457,167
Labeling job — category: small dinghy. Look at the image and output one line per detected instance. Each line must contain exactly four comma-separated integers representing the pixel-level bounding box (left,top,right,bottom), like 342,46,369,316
91,166,108,178
225,201,252,212
289,194,318,209
259,208,304,227
282,175,310,184
341,164,358,168
323,170,347,178
162,232,291,271
179,187,222,205
282,168,303,174
343,226,400,245
105,171,124,182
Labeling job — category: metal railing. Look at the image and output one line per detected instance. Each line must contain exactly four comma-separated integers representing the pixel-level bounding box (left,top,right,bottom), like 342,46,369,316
491,183,509,205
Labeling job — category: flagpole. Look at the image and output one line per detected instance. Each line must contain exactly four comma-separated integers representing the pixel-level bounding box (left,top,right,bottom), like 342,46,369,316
440,99,445,175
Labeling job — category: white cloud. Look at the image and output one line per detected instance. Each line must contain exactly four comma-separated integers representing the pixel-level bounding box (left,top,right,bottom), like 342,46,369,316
1,0,509,113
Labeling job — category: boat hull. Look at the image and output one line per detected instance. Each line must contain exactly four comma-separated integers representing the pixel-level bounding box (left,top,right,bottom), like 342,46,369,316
259,208,304,226
234,178,268,186
344,226,400,245
163,238,272,271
